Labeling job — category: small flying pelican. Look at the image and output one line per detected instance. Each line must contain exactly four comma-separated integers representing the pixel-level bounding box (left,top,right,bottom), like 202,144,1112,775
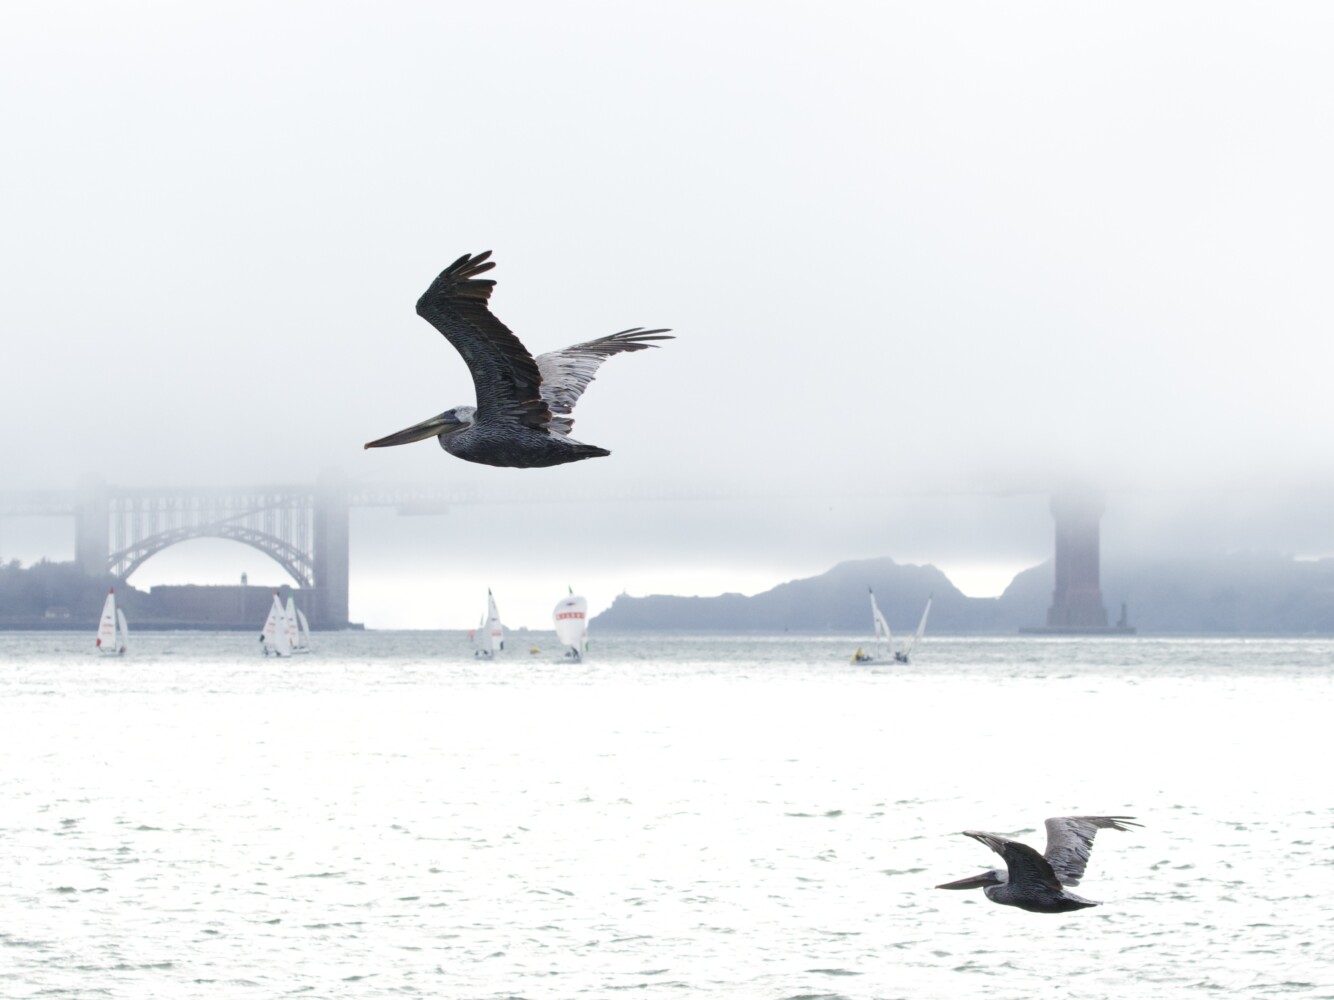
936,815,1141,913
365,251,672,468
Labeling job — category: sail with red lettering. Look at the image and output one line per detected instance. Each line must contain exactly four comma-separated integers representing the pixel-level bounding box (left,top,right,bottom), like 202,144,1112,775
553,587,588,661
96,587,126,656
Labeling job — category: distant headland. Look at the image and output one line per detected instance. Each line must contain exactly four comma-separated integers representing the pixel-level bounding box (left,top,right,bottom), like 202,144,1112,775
5,551,1334,634
591,553,1334,634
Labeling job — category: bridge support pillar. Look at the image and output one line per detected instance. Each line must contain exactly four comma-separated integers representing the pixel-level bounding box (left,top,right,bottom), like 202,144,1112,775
313,470,350,628
1021,489,1134,634
1047,491,1108,629
75,477,110,578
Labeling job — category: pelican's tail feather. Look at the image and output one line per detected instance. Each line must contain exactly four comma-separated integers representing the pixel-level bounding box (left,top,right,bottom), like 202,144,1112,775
566,443,611,461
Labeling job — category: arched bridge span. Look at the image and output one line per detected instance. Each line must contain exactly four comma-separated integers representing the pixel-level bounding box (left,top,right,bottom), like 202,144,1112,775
104,487,319,584
112,524,315,588
69,478,481,628
80,480,349,627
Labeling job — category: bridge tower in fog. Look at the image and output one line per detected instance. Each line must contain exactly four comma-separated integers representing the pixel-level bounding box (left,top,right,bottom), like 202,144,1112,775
312,471,349,629
75,476,110,579
1048,491,1108,628
1022,489,1134,635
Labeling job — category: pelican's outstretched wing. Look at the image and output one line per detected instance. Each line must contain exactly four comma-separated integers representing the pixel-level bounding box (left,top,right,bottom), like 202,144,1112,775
415,252,552,430
535,328,673,435
1042,816,1141,887
965,831,1064,895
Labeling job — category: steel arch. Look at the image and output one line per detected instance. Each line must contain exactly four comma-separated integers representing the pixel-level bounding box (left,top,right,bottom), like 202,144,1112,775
110,524,314,587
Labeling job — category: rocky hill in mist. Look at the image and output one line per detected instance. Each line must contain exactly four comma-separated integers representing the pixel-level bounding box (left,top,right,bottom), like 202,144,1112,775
593,553,1334,633
1078,552,1334,633
593,557,1026,633
0,560,152,626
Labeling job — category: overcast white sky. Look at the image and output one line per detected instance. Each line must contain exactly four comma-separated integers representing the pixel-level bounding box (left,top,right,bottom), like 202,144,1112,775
3,1,1333,626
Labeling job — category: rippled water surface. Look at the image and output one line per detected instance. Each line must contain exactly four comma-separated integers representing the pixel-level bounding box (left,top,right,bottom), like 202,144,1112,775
2,632,1332,998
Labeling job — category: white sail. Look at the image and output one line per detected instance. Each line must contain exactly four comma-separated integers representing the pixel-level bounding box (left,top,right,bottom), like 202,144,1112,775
296,608,312,652
284,597,298,651
115,608,128,655
274,602,292,656
284,596,309,654
485,589,505,656
96,588,119,655
260,593,287,656
553,590,588,660
869,588,892,657
899,595,933,660
852,587,898,665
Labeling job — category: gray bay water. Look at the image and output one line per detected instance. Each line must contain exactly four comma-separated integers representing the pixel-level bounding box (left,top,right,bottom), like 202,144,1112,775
2,632,1332,999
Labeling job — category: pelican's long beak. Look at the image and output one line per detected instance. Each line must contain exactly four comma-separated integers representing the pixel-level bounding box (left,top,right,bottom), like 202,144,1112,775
364,411,467,449
935,871,1002,890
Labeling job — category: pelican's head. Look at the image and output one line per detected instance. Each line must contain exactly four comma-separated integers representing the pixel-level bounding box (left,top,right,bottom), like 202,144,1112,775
365,406,475,450
935,869,1006,890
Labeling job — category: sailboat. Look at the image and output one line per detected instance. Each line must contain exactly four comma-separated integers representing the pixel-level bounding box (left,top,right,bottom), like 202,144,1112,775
259,592,291,657
553,587,588,662
850,589,932,665
895,594,933,664
475,589,505,659
851,587,894,665
285,595,312,654
95,586,128,656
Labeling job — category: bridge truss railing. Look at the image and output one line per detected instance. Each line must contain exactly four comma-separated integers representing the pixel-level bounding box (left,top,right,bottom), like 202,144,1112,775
105,488,317,584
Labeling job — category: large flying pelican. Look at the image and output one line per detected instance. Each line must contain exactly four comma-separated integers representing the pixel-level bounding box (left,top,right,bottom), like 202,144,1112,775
936,815,1141,914
364,251,672,468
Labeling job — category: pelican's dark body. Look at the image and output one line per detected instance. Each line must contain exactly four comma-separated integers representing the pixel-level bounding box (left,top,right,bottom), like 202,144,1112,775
982,878,1097,914
365,251,671,469
936,816,1140,915
439,421,609,468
